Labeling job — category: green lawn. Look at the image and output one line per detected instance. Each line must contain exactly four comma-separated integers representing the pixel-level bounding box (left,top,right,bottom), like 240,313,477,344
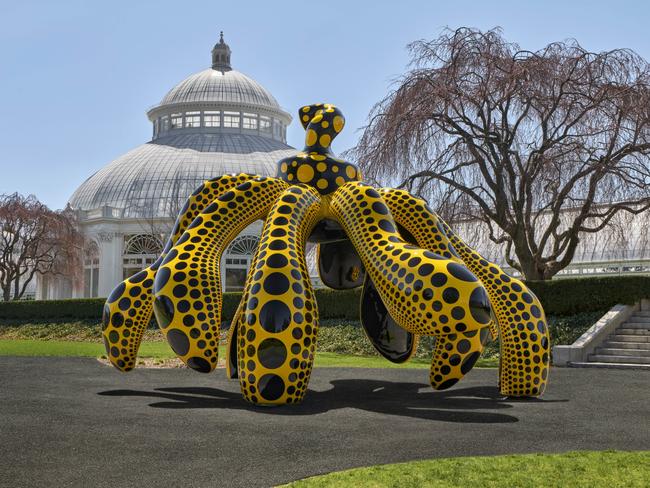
315,351,497,369
282,450,650,488
0,339,498,368
0,339,176,359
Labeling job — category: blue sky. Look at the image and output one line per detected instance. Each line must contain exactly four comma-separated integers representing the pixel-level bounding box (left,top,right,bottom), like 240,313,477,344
1,0,649,209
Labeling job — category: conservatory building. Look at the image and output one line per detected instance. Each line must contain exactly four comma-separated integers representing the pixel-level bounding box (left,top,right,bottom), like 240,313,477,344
37,34,296,299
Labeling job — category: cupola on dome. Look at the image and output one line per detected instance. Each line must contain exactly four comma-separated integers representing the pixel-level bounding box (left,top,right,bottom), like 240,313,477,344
69,33,295,219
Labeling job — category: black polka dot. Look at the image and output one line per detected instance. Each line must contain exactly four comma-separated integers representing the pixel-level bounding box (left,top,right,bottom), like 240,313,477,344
378,219,396,233
273,217,288,226
267,254,288,268
372,202,389,214
442,287,460,304
128,286,141,298
258,374,285,401
259,300,292,333
461,351,481,374
128,270,147,284
166,329,189,356
116,296,130,311
111,311,124,328
187,356,211,373
451,307,465,320
153,267,171,293
469,287,492,324
257,338,287,369
447,262,478,282
431,273,448,287
457,339,471,354
219,191,235,201
107,283,125,304
269,240,288,251
418,264,434,276
263,273,290,295
173,284,188,298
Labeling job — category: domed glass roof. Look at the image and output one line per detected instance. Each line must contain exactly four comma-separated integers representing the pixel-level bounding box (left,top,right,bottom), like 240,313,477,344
159,69,281,109
69,135,294,218
69,33,296,219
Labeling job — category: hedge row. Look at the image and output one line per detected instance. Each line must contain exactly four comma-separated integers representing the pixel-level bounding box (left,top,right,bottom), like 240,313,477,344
525,275,650,315
0,275,647,322
0,288,362,323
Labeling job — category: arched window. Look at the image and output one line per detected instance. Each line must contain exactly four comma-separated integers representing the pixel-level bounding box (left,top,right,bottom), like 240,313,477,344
224,235,259,291
123,234,163,279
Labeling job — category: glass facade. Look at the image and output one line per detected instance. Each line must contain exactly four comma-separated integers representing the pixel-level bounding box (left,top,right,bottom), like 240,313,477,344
171,113,183,129
185,111,201,128
152,109,286,141
204,110,221,127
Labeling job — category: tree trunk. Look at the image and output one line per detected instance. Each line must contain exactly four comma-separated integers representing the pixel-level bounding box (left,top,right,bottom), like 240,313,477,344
12,276,22,301
513,241,550,281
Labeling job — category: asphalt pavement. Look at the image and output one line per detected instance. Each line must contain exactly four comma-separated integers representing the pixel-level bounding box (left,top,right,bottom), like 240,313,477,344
0,357,648,487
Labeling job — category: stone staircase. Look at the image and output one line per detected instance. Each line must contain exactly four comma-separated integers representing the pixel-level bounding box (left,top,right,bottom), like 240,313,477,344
584,310,650,368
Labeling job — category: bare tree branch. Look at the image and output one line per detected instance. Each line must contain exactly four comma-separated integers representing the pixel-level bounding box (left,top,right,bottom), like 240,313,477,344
350,27,650,280
0,194,83,300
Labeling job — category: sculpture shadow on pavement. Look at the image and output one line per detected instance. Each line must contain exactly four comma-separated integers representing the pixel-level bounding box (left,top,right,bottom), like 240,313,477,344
99,379,566,424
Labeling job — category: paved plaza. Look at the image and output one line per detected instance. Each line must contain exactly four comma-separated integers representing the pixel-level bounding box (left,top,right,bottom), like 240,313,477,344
0,357,648,487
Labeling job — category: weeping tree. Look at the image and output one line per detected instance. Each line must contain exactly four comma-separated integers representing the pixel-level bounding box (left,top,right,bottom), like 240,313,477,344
0,193,83,300
352,27,650,280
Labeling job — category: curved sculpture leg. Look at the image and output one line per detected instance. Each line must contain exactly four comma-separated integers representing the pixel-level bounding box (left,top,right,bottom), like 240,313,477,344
329,182,492,338
238,186,322,405
379,189,498,337
102,173,257,371
439,221,551,397
429,330,491,390
152,177,288,373
102,268,156,371
378,188,494,389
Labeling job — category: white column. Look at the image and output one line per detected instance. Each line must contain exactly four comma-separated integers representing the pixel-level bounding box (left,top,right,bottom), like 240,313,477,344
97,231,123,298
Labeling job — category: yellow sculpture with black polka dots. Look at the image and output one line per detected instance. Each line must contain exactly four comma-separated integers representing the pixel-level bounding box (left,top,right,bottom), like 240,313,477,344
102,103,550,405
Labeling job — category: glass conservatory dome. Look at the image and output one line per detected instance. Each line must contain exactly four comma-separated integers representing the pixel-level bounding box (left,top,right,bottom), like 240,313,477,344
159,69,281,108
69,33,295,219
